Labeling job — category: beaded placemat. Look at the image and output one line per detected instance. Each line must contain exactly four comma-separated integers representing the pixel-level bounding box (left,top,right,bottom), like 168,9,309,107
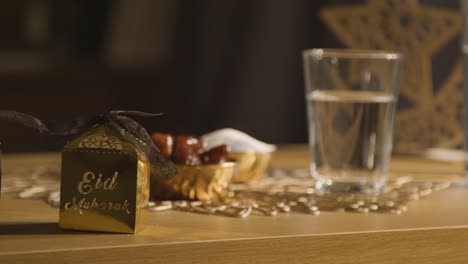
2,165,450,218
146,168,451,217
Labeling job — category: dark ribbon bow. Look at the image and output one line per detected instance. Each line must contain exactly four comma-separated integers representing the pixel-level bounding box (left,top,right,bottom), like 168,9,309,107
0,110,178,182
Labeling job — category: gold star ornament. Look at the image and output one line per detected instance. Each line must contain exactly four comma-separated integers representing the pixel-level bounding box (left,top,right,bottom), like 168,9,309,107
320,0,463,153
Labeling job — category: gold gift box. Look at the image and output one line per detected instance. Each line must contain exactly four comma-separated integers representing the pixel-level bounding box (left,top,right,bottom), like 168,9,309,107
59,124,150,233
151,162,237,203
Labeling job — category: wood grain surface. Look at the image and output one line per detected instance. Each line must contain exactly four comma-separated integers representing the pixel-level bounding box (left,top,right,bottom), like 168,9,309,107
0,146,467,263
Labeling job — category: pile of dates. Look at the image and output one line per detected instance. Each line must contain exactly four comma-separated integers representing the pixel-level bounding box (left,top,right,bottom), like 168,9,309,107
151,132,230,165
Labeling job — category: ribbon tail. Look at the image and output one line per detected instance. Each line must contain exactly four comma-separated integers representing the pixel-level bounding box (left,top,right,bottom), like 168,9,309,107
109,111,164,118
0,110,49,134
46,115,104,137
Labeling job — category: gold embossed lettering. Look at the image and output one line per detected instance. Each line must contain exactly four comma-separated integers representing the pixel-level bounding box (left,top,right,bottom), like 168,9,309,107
64,201,73,210
64,196,131,214
123,200,131,214
95,174,104,189
90,197,100,209
77,171,119,195
76,197,86,215
78,172,95,195
104,172,118,190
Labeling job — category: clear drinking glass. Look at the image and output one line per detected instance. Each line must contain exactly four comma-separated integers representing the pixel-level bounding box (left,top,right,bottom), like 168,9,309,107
302,49,403,193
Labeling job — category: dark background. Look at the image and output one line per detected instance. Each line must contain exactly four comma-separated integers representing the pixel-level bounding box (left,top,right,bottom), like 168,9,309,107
0,0,459,152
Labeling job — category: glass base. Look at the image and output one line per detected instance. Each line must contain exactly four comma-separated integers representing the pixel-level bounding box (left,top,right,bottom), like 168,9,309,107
314,180,382,194
452,178,468,188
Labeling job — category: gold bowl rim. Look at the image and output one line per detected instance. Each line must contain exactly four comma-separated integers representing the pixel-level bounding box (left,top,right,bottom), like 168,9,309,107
231,150,275,155
175,161,238,170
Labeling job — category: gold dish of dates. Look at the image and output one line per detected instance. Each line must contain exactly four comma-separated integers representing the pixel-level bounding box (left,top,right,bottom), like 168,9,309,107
151,162,237,202
150,132,238,202
201,128,276,184
230,151,273,184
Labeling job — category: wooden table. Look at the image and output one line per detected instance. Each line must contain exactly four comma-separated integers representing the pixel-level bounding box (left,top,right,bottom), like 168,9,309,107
1,146,467,264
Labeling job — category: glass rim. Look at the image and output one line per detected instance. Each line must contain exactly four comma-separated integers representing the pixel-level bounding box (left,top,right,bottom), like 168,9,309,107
302,49,403,60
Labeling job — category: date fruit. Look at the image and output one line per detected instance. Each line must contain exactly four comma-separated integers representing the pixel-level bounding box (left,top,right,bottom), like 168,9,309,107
174,135,204,153
151,132,174,159
172,135,204,165
200,145,230,164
